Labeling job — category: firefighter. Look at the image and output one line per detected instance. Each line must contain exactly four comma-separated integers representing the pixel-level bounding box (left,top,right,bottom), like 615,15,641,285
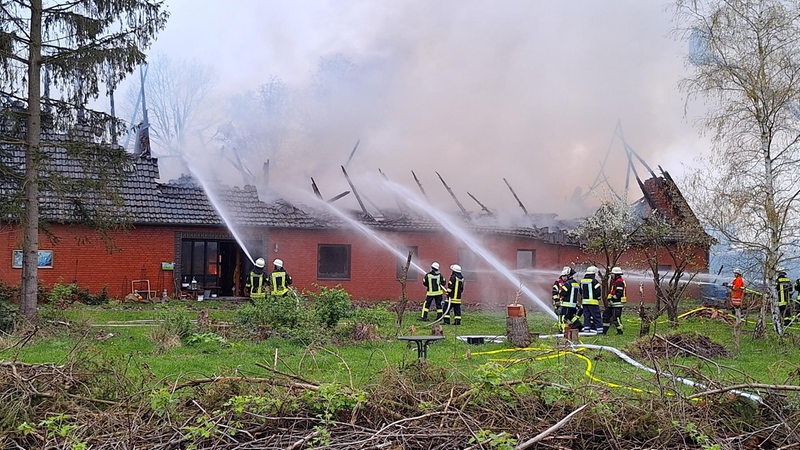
794,278,800,318
420,262,445,321
776,267,793,327
602,266,626,335
245,257,267,302
727,268,745,310
552,267,570,327
268,258,293,296
559,267,583,332
580,266,603,333
443,264,465,325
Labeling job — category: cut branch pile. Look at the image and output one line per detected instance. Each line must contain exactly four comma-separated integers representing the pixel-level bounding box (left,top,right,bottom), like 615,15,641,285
0,357,796,449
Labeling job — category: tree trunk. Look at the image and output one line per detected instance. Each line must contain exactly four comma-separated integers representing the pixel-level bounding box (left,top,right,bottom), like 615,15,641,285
506,316,531,348
20,0,43,320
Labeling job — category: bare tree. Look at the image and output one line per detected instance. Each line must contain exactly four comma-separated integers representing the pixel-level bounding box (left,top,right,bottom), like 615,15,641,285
640,212,707,326
213,76,293,186
125,54,216,160
675,0,800,337
0,0,167,319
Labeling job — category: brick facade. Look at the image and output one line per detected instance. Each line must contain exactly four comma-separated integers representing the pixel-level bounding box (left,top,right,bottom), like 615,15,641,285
0,221,708,314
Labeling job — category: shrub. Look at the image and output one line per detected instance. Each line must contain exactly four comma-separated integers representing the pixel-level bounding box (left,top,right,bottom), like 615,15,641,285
0,300,19,334
0,281,19,303
157,305,194,339
235,294,320,343
307,285,352,328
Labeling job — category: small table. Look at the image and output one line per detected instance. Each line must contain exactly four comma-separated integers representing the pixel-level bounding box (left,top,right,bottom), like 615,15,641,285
398,335,445,359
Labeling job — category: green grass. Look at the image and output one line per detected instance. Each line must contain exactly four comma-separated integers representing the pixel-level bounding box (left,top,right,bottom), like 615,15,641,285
4,301,800,397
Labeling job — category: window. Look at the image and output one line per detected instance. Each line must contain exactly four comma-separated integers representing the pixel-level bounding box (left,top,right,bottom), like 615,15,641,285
516,249,535,270
181,240,220,287
457,248,479,281
396,246,418,281
12,250,53,268
318,244,351,280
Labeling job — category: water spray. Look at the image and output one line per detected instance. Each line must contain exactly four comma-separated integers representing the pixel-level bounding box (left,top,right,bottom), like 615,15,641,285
307,193,427,276
382,180,558,319
185,162,255,265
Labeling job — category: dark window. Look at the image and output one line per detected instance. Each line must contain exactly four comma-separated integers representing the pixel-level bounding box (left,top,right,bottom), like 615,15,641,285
458,248,479,281
516,249,535,270
182,240,221,287
396,246,419,281
318,244,351,280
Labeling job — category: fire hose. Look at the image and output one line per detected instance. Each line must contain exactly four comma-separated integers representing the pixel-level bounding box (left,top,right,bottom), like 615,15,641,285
470,341,764,404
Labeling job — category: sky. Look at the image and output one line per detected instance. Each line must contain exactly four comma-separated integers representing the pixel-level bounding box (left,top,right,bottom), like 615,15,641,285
119,0,711,221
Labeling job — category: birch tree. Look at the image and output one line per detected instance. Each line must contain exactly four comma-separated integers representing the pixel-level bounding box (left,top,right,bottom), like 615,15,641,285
676,0,800,337
0,0,168,319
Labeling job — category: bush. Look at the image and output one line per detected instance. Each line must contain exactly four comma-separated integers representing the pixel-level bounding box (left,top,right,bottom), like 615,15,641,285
307,285,352,328
157,305,194,339
0,300,19,334
235,294,320,342
0,281,19,303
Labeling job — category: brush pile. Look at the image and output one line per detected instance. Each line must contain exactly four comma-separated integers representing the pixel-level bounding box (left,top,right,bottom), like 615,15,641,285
1,354,797,449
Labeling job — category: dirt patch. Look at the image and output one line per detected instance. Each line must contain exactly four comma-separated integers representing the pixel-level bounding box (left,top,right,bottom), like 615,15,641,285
631,332,732,360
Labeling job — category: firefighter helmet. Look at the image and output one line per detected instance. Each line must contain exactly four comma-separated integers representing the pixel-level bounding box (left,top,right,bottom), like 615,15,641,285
777,266,786,274
733,267,742,275
586,266,599,275
273,258,283,268
561,266,571,276
450,264,462,273
255,258,266,268
431,262,440,270
611,266,623,275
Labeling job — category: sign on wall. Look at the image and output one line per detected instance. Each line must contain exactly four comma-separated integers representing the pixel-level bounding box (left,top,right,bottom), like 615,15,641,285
12,250,54,268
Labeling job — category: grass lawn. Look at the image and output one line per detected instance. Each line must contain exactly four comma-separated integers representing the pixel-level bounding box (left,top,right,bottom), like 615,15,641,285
4,298,799,397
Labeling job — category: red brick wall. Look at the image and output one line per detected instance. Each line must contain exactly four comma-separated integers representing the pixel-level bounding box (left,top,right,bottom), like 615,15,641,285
0,223,709,312
0,224,222,299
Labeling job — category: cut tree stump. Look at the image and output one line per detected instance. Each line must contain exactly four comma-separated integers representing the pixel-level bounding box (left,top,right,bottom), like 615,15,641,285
506,316,531,347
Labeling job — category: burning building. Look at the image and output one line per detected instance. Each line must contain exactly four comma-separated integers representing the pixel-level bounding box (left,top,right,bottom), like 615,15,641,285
0,112,710,312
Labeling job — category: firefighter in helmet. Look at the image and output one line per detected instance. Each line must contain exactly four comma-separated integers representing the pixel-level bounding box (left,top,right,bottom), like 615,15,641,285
420,262,444,321
580,266,603,333
602,266,626,335
246,257,267,302
552,266,571,327
776,267,793,326
559,267,583,332
269,258,293,296
444,264,465,325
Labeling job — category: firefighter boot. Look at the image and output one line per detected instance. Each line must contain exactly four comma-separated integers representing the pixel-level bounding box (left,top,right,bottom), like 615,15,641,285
617,328,623,335
443,317,451,325
602,325,609,335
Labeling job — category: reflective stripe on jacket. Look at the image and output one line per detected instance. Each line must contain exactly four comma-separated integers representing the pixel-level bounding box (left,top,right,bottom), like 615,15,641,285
424,272,444,296
580,276,601,306
448,274,464,303
777,276,793,306
271,270,290,296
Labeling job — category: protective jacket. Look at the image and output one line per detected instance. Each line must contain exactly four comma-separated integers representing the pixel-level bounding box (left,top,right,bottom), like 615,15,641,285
777,275,793,307
447,272,464,303
247,267,266,300
424,271,444,296
270,267,292,296
608,276,627,307
580,275,601,306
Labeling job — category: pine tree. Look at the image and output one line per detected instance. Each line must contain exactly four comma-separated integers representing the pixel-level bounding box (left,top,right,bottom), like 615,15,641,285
0,0,168,319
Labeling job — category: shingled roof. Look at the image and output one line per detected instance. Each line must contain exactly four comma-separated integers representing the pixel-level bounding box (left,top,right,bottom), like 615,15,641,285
0,115,322,229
